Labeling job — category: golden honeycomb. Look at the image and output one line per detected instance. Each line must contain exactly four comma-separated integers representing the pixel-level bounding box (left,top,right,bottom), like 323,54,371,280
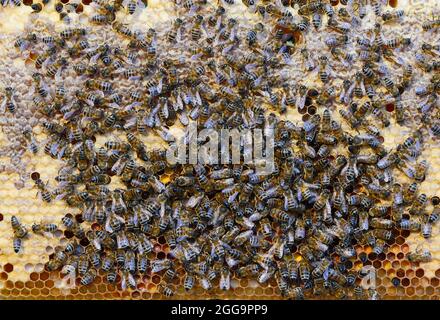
0,0,440,300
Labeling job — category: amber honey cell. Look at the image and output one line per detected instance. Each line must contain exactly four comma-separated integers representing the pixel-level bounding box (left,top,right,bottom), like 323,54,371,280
401,278,411,287
426,286,435,296
411,278,420,286
406,269,415,278
386,252,396,261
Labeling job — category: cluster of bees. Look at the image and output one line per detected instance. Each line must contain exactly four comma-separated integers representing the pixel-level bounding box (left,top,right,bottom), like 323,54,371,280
3,0,440,299
10,214,58,255
1,0,149,19
1,0,22,7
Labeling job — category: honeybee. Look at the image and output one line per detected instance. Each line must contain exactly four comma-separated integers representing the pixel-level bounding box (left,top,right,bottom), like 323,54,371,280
288,287,304,300
158,283,174,297
85,79,112,93
190,14,204,41
385,37,411,49
219,267,230,290
125,0,138,14
32,174,53,203
13,237,22,254
382,9,404,22
46,58,67,79
407,248,432,263
61,216,85,239
90,13,113,25
23,128,38,154
312,12,322,30
1,86,17,114
113,22,133,38
80,268,97,286
32,222,58,235
167,18,183,43
11,216,28,239
422,17,440,31
415,52,433,72
325,34,348,47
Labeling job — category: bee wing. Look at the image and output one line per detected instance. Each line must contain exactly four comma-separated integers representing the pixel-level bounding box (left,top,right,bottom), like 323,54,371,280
178,111,189,126
159,127,175,142
83,205,96,222
194,91,202,107
105,215,114,233
295,94,306,111
127,272,136,288
190,53,203,61
89,52,101,64
170,98,180,112
56,181,71,190
153,113,161,127
144,112,155,128
227,191,239,204
58,145,70,160
0,97,6,113
71,141,83,153
244,63,257,73
325,64,338,78
341,159,350,180
188,105,199,120
253,75,263,88
29,84,39,96
345,81,356,100
123,116,137,130
162,102,169,119
55,192,67,201
180,90,190,105
92,238,102,251
49,141,60,156
125,102,141,110
114,213,126,224
353,160,359,177
176,92,184,110
41,80,51,94
116,161,127,177
54,68,63,83
136,0,145,10
228,70,237,86
222,44,234,56
63,109,77,120
215,15,223,31
176,27,182,43
278,44,288,55
377,63,390,75
188,3,198,16
157,77,163,94
19,40,30,52
213,29,224,47
283,53,293,66
121,273,127,291
274,0,286,9
186,194,203,208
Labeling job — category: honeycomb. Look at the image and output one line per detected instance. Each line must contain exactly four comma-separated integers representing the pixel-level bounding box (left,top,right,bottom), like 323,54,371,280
0,0,440,300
